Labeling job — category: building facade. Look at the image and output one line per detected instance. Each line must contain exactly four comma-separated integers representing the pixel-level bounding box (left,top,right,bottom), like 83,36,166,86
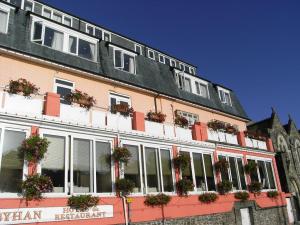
0,0,291,224
248,110,300,224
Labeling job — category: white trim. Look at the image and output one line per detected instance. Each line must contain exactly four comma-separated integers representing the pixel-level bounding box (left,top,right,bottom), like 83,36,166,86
159,54,165,64
147,49,155,60
112,45,136,74
135,44,142,55
0,3,11,34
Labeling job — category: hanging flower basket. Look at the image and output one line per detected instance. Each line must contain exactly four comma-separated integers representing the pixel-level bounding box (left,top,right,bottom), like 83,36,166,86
174,115,189,128
7,78,39,97
244,161,258,175
112,147,132,165
173,153,191,171
115,178,135,197
217,180,233,195
66,89,96,110
21,174,53,201
112,104,134,117
144,193,171,207
244,130,267,142
214,158,230,173
146,111,166,123
176,178,194,196
267,190,279,198
68,195,99,211
18,135,50,163
198,193,218,203
234,191,250,201
248,182,262,196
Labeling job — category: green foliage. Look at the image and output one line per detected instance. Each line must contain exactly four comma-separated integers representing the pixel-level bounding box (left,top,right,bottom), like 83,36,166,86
176,178,194,196
244,161,258,175
115,178,135,196
217,180,233,195
7,78,39,97
267,190,279,198
173,154,191,171
248,182,262,196
68,195,99,211
198,193,218,203
66,89,96,110
21,174,53,201
234,191,250,201
144,193,171,207
112,147,132,164
214,158,230,172
19,135,50,162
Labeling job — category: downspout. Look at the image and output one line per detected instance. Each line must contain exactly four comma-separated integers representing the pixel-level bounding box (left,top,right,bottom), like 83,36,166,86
154,93,160,113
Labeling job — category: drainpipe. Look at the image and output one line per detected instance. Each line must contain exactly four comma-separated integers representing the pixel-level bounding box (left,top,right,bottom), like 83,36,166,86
154,93,160,113
121,196,129,225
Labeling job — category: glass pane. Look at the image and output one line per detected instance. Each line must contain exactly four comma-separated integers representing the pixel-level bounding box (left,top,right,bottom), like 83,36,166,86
68,36,77,54
165,58,170,65
148,51,154,59
86,25,93,35
41,134,65,193
52,13,62,23
95,29,102,38
55,79,73,87
193,153,206,191
219,155,229,181
200,84,208,98
64,17,72,26
248,159,259,182
266,162,276,189
229,157,239,190
184,65,189,73
124,144,141,193
110,97,117,114
124,54,135,73
43,9,51,18
24,1,33,11
181,152,193,181
184,78,191,92
225,93,230,104
10,0,21,7
44,27,64,51
0,130,26,193
145,147,159,193
0,10,8,34
258,161,269,189
204,154,216,191
195,82,200,95
73,138,91,193
33,22,42,43
160,149,173,192
95,141,112,193
104,32,110,41
114,50,122,68
237,158,247,190
57,86,71,104
78,39,95,60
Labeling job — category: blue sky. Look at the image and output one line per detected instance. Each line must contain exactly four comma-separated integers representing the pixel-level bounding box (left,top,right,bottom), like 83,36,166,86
45,0,300,127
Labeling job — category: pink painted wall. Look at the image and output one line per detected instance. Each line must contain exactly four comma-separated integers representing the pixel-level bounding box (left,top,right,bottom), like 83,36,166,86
0,55,248,130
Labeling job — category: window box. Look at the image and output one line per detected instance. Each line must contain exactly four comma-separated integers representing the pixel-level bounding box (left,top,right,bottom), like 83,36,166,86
111,104,134,117
174,115,189,128
146,111,166,123
207,120,238,134
65,89,96,110
7,78,39,97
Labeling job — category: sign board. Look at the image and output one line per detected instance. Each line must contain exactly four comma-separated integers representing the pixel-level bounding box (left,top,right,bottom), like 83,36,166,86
0,205,113,225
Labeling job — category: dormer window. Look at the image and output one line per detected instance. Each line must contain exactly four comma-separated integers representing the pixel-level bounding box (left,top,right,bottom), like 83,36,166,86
174,72,192,93
159,54,165,64
184,65,190,73
52,12,62,23
218,87,232,106
170,60,176,67
195,81,209,98
0,7,9,34
24,0,33,11
135,44,142,55
148,49,155,60
113,46,136,74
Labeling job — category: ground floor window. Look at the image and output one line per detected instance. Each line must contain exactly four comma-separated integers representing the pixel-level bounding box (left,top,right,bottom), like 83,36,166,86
218,155,247,191
180,150,216,192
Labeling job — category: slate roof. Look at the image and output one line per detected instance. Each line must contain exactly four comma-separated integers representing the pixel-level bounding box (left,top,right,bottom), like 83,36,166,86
0,0,249,120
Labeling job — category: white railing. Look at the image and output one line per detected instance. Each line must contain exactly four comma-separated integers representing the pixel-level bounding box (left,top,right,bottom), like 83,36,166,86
245,137,267,150
0,92,43,117
207,129,238,145
145,120,164,137
106,113,132,132
175,126,193,141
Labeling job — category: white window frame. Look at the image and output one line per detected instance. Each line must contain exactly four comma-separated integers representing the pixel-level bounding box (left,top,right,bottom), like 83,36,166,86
103,31,111,42
53,78,75,102
135,44,142,55
22,0,34,12
31,15,98,61
176,110,199,127
86,23,95,36
170,59,176,67
112,45,137,74
246,156,277,191
179,63,184,71
159,54,165,64
195,80,210,99
190,67,195,75
42,6,73,27
0,123,30,198
179,148,216,194
217,153,247,191
217,87,232,106
109,92,131,113
147,49,155,60
0,3,12,34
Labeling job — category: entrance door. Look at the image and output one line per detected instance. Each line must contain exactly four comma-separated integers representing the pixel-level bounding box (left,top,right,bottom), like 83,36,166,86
240,208,252,225
287,198,295,224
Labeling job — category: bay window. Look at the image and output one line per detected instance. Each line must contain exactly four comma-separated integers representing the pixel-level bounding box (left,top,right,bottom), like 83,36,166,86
248,158,276,190
114,47,136,74
31,17,97,61
0,8,9,34
0,129,26,193
218,155,247,191
180,150,216,192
